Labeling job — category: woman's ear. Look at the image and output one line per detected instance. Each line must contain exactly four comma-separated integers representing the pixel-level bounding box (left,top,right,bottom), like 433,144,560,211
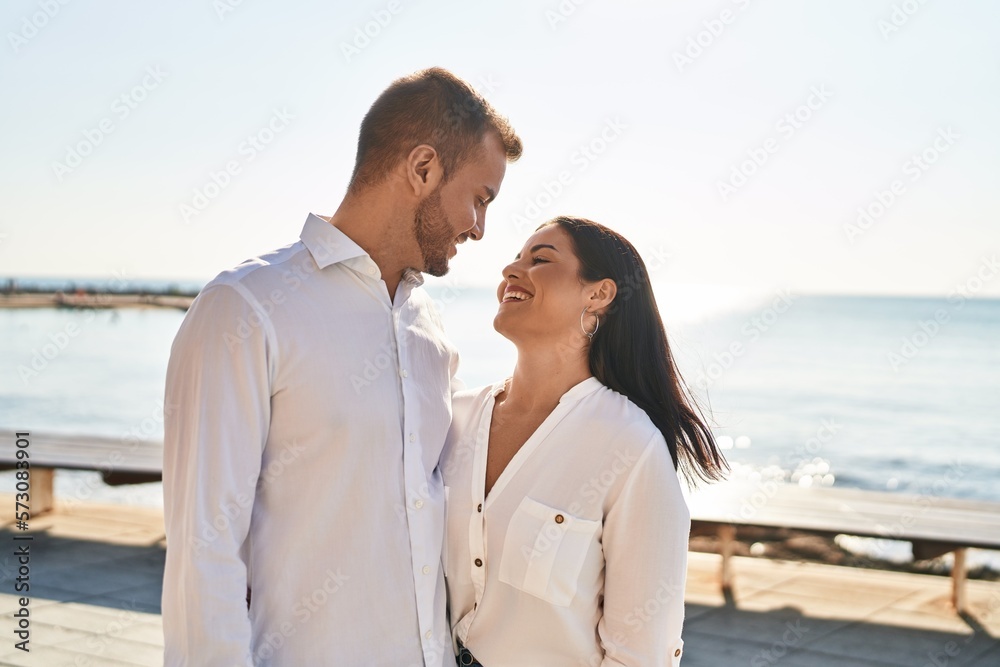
405,144,443,196
588,278,618,314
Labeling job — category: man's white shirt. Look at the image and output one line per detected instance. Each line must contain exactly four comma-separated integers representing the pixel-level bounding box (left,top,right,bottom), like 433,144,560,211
162,213,456,666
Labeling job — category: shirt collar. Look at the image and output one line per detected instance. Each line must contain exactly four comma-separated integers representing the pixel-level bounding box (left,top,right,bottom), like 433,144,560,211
401,267,425,287
299,213,424,287
490,376,603,402
300,213,366,269
559,376,603,403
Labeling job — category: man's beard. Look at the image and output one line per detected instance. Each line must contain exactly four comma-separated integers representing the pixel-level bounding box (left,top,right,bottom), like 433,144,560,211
413,189,455,277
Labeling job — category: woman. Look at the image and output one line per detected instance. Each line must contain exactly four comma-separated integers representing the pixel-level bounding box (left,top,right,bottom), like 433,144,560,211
441,217,727,666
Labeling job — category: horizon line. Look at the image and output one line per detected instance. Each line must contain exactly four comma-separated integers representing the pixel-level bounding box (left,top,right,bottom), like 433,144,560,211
2,274,998,302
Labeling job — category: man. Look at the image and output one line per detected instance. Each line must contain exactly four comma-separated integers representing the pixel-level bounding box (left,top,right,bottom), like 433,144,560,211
162,67,521,666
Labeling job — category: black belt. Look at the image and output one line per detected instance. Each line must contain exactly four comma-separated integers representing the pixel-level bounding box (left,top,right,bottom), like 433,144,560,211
456,638,484,667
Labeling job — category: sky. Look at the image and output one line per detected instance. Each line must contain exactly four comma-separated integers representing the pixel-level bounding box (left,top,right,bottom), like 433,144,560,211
2,0,998,300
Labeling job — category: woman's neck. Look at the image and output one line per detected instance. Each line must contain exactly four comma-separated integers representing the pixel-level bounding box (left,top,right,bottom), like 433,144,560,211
499,343,592,414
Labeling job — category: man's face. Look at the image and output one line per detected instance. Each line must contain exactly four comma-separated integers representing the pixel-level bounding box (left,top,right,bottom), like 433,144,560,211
414,131,508,276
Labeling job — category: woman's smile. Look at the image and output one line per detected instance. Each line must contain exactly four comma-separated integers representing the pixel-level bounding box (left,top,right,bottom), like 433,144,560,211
501,285,534,303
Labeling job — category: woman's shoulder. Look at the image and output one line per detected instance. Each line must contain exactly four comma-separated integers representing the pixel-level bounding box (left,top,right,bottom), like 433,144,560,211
451,380,505,421
452,381,502,404
587,382,663,443
571,382,682,509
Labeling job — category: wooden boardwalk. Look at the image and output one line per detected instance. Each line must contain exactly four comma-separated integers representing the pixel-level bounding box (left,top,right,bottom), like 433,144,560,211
0,496,997,666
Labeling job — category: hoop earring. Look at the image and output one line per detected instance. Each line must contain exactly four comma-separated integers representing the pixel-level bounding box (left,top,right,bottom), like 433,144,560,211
580,307,599,340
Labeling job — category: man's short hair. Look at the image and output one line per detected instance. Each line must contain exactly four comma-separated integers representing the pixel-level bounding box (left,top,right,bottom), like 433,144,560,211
348,67,522,193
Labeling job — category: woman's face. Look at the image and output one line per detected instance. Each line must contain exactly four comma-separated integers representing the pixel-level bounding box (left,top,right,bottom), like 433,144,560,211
493,225,593,343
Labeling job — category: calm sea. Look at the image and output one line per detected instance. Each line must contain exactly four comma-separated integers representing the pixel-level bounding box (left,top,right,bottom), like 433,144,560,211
1,282,997,564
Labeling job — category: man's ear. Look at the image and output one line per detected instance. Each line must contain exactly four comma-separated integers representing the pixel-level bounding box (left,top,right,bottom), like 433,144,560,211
588,278,618,313
405,144,443,197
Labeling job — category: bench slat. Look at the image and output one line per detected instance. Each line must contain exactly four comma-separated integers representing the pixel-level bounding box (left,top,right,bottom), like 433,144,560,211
688,482,1000,550
0,431,162,475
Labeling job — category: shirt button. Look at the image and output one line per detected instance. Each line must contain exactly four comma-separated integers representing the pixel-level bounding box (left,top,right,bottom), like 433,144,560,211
400,369,408,378
409,433,415,442
477,503,482,513
367,267,376,276
474,558,483,567
414,499,424,509
555,514,565,524
422,565,431,575
675,648,681,657
426,630,432,639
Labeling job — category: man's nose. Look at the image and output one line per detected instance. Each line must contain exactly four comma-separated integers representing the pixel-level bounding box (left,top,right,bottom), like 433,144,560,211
468,214,485,241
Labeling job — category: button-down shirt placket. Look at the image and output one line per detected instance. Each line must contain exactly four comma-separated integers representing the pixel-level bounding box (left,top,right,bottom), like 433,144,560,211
361,259,442,661
396,274,443,662
455,389,496,641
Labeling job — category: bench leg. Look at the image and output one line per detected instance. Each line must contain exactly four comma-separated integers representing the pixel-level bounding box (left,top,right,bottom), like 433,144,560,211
29,468,54,517
951,548,967,613
719,524,736,592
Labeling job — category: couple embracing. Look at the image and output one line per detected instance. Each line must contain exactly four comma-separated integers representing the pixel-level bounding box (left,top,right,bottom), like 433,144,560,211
162,67,726,667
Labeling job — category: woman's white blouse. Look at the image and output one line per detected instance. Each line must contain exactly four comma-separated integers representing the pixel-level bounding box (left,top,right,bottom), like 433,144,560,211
441,377,689,666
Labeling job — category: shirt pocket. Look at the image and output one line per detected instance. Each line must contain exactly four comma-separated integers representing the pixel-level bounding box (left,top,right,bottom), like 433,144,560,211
498,496,602,607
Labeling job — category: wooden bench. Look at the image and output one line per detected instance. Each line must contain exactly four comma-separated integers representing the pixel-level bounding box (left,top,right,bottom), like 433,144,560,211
0,431,162,516
688,482,1000,613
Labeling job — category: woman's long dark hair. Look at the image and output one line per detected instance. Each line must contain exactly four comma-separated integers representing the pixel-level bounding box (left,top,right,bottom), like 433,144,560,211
541,216,728,484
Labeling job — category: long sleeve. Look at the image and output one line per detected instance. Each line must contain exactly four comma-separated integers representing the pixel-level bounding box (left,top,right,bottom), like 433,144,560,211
598,434,690,667
162,284,273,666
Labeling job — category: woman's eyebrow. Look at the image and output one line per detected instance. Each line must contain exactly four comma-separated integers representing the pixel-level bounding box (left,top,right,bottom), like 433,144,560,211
514,244,558,260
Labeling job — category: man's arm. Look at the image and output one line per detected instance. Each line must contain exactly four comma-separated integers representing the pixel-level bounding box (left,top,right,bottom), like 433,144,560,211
449,346,465,396
162,284,272,666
